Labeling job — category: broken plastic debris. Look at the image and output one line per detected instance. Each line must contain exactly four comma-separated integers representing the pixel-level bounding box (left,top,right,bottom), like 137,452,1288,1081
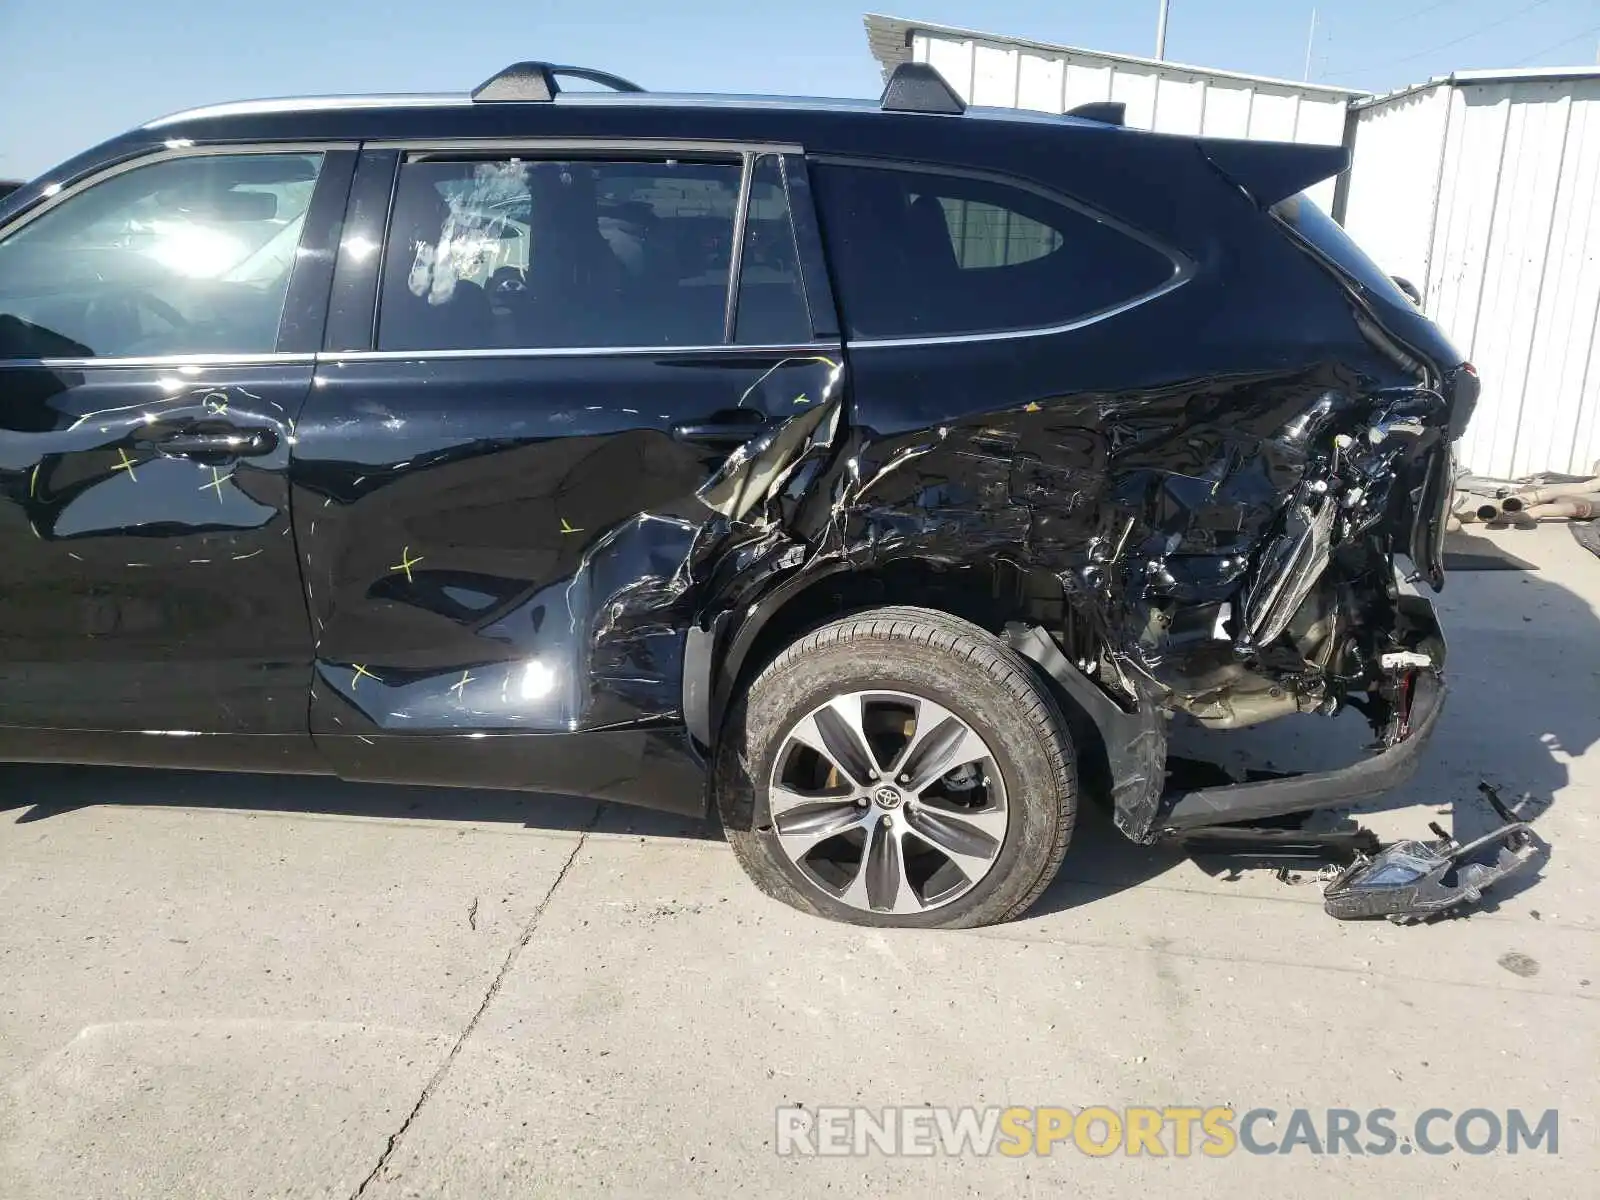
1323,812,1543,925
1378,650,1433,670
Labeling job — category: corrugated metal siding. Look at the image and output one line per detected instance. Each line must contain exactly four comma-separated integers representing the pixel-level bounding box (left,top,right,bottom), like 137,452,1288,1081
1350,77,1600,477
1340,87,1450,292
901,27,1358,212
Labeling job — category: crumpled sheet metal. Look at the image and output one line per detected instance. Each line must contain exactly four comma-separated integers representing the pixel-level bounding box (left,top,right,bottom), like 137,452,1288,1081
309,356,846,738
771,371,1448,840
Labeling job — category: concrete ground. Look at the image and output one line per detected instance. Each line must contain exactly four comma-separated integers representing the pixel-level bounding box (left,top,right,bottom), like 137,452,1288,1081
2,523,1596,1198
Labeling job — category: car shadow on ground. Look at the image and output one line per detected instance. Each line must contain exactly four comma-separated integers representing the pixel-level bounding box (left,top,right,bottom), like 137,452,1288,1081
0,764,720,841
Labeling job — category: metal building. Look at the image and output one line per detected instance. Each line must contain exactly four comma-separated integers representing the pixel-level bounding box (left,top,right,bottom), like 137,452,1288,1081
1342,69,1600,479
864,13,1365,210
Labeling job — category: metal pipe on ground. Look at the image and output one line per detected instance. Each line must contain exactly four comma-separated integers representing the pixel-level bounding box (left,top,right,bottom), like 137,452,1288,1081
1501,477,1600,512
1521,495,1600,521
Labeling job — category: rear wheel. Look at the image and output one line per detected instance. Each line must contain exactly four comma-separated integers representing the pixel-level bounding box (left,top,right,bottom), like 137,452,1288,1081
716,607,1077,928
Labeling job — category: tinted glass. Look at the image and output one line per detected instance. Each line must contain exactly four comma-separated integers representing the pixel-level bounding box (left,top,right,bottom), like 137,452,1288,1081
939,198,1062,268
378,157,743,351
734,155,811,345
1272,193,1418,309
0,153,323,359
811,162,1176,339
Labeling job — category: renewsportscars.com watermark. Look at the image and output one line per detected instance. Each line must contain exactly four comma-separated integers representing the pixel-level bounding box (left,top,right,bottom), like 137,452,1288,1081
776,1106,1560,1158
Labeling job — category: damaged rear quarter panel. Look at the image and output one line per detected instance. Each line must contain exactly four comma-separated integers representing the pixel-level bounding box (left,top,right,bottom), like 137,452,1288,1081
796,149,1454,842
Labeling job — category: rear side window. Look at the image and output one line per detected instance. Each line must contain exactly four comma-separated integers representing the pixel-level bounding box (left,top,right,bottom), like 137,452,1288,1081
0,152,323,359
378,157,745,351
811,161,1177,340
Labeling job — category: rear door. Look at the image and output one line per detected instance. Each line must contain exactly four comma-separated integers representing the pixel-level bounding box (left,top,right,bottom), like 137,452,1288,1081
0,146,353,763
295,142,841,811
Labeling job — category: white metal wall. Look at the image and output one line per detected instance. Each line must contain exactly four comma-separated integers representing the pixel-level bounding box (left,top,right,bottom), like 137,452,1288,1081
1339,87,1451,293
872,19,1359,211
1346,76,1600,477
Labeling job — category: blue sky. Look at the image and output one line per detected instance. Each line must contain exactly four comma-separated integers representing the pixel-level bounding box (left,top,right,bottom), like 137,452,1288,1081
2,0,1597,179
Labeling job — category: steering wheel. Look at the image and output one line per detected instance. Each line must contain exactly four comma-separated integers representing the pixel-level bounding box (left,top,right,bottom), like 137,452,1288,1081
488,267,527,296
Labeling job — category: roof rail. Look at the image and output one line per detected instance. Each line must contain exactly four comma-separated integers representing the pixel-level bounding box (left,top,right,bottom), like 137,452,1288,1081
471,62,645,103
879,62,966,115
1066,101,1126,126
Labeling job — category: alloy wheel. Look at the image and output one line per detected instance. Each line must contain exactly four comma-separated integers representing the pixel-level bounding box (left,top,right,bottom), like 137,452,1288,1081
764,690,1009,914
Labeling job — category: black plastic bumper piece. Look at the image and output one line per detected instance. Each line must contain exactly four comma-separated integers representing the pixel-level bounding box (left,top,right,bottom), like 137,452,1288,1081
1159,670,1447,834
1005,623,1169,842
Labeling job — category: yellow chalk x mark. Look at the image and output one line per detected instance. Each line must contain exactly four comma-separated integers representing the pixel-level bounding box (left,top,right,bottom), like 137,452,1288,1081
559,518,584,535
350,663,378,689
111,448,139,480
199,467,233,501
793,393,810,405
390,546,424,582
449,670,476,702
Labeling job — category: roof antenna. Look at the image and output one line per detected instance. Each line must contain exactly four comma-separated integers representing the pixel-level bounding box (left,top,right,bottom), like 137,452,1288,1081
879,62,967,115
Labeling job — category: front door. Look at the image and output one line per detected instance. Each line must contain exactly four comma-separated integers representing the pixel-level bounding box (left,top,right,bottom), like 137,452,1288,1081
295,146,842,812
0,147,352,760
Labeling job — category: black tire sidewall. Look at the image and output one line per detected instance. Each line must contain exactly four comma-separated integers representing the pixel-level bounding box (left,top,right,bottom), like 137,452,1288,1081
720,617,1075,928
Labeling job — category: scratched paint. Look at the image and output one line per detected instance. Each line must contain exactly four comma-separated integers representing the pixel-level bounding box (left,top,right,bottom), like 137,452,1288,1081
0,365,313,733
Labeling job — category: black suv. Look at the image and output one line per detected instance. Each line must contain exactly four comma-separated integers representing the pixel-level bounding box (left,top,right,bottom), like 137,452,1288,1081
0,62,1470,927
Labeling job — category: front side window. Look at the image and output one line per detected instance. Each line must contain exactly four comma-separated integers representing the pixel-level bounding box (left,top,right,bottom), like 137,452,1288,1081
811,161,1177,339
0,152,323,359
378,156,747,351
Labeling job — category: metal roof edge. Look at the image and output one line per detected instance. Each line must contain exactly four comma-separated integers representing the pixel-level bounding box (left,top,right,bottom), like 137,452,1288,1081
1353,64,1600,110
143,93,467,127
1451,65,1600,85
863,12,1370,98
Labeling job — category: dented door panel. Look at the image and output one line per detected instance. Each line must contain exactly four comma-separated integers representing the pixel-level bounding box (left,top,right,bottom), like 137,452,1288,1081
294,350,840,803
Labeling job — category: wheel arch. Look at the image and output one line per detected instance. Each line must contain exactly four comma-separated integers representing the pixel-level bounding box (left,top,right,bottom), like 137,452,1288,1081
685,554,1116,794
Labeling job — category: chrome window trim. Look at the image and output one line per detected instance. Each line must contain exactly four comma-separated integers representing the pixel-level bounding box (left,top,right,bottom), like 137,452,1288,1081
315,343,835,363
0,142,359,236
0,352,318,370
809,154,1196,348
845,278,1191,349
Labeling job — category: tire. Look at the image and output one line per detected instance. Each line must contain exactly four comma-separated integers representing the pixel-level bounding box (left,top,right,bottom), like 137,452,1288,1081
715,606,1077,928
